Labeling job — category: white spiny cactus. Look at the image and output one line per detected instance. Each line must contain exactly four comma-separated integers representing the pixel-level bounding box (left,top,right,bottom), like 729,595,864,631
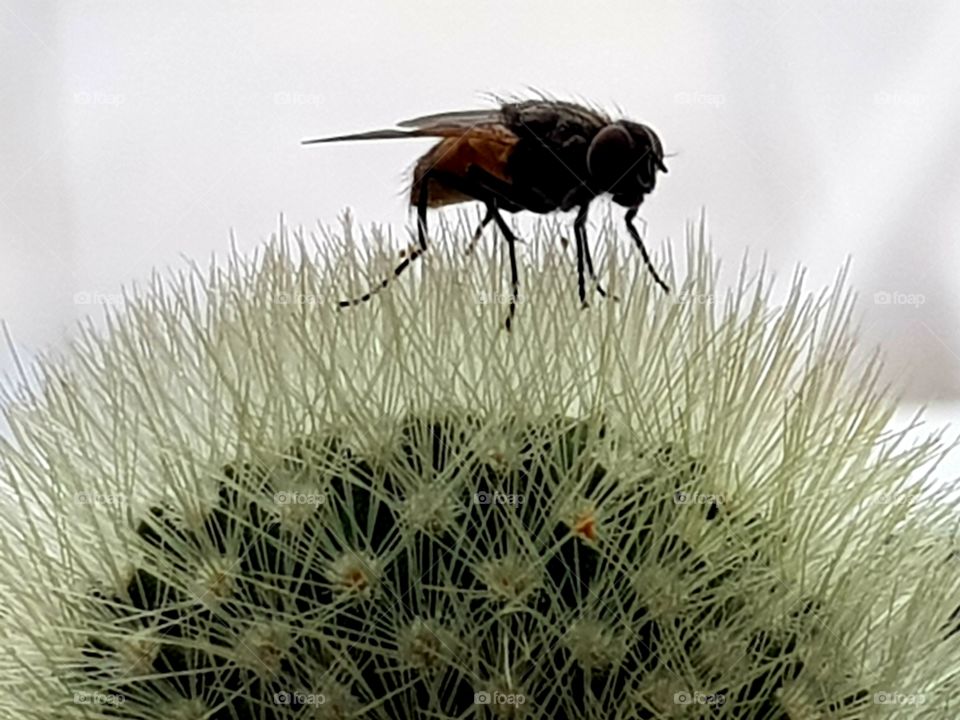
0,212,958,719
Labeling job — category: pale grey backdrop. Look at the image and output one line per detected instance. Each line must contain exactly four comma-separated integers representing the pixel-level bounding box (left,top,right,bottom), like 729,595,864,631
2,2,959,449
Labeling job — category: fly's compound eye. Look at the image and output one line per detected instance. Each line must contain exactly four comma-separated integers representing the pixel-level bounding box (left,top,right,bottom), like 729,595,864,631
586,124,636,193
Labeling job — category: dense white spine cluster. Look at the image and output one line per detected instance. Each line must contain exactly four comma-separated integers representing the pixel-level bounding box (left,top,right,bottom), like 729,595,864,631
0,212,957,718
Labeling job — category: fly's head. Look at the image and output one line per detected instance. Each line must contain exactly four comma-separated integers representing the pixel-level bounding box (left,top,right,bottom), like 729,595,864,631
586,120,668,207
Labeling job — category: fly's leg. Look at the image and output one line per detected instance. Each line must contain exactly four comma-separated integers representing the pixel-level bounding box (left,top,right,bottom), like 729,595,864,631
582,240,618,301
561,188,614,301
455,166,535,331
574,206,588,307
572,204,617,303
490,206,521,332
336,165,526,325
465,206,493,255
337,172,432,307
625,206,670,293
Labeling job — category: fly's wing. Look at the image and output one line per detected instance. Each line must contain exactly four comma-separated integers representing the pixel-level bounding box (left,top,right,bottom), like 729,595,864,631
303,101,609,146
395,108,504,130
302,114,503,145
302,128,419,144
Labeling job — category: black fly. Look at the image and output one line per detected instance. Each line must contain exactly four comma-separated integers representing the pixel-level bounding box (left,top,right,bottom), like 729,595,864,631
303,98,670,330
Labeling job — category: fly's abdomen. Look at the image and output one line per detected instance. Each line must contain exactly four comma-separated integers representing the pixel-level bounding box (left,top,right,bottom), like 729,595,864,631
410,125,518,207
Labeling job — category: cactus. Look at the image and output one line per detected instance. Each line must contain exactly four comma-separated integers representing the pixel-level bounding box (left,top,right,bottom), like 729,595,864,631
1,213,958,719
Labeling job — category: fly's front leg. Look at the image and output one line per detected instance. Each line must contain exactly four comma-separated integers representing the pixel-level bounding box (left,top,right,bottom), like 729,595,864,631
625,206,670,293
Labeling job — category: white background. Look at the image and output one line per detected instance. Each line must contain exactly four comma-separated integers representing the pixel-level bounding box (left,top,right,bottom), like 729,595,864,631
2,1,959,470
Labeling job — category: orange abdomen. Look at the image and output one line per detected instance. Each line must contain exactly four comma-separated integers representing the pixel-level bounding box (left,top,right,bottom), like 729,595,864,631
410,124,518,207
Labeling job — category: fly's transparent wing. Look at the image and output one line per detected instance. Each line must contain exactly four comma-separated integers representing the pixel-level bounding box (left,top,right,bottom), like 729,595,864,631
396,109,503,129
303,111,509,145
301,128,417,144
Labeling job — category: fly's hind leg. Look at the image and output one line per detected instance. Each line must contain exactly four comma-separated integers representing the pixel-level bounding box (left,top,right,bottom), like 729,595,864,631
337,171,433,308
